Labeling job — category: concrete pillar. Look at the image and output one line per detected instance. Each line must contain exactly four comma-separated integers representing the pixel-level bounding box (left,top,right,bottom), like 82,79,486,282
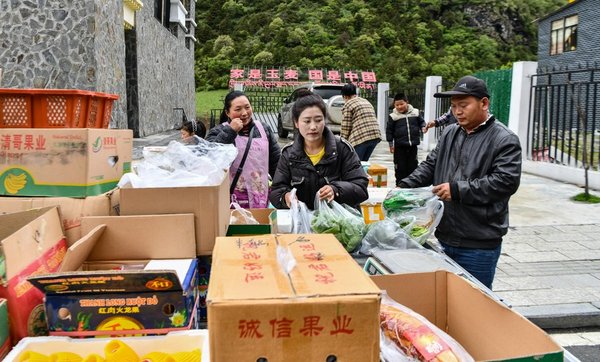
421,76,442,151
508,61,538,157
377,83,390,137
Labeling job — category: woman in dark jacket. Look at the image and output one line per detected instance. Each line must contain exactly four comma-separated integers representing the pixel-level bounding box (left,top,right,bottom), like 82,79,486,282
270,92,368,210
206,90,281,208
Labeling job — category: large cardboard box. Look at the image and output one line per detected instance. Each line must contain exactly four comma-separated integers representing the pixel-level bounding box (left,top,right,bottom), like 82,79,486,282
372,271,563,362
0,207,68,342
0,128,132,197
29,214,199,337
0,192,112,245
3,330,209,362
119,174,230,255
208,234,381,362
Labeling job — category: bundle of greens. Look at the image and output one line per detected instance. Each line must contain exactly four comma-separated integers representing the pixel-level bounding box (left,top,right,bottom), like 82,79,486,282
311,200,365,252
382,187,435,214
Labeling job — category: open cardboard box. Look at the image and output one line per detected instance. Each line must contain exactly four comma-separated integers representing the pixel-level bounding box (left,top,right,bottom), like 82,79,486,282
208,233,381,362
3,329,209,362
372,271,563,362
119,172,230,255
28,214,199,337
227,208,277,236
0,128,132,197
0,207,68,343
0,191,113,245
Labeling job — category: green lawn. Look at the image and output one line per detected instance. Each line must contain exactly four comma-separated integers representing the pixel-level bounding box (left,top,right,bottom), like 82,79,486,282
195,89,228,121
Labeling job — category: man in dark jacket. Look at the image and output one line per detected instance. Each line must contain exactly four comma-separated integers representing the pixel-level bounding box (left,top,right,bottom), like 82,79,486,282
386,93,426,186
398,75,522,289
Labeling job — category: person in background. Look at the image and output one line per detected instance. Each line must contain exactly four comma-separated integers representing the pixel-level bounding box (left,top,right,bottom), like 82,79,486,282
206,90,281,208
179,120,207,145
386,93,426,186
270,91,368,210
397,75,522,289
424,106,457,133
340,83,381,161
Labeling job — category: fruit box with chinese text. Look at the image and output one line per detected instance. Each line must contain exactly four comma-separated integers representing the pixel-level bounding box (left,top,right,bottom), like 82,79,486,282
207,234,381,362
0,207,67,343
0,128,132,197
371,271,563,362
28,213,199,337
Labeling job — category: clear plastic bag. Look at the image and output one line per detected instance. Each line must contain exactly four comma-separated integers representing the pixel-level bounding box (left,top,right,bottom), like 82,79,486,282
382,187,436,215
119,139,238,188
310,194,365,252
289,188,313,234
398,199,444,245
360,219,420,256
379,293,474,362
230,202,259,225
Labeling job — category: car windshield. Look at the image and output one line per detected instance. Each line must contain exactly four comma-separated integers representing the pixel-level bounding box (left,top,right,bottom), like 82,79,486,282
313,86,342,100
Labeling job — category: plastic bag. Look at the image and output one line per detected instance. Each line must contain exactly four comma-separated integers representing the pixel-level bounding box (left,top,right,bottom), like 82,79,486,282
310,194,365,252
391,198,444,245
379,293,474,362
360,219,420,256
289,188,313,234
382,187,436,215
229,202,259,225
118,139,238,188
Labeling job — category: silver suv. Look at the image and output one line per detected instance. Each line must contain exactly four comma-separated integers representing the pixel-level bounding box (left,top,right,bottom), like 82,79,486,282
277,83,344,138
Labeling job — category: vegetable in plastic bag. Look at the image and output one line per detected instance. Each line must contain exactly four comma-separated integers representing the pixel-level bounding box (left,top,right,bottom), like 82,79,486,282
311,196,365,252
360,219,420,256
382,187,436,214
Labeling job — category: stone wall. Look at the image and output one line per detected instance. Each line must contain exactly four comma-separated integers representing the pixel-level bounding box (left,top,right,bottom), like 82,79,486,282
0,0,196,136
0,0,127,128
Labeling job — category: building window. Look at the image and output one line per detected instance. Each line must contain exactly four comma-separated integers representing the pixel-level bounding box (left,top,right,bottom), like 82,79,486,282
154,0,171,28
550,14,578,55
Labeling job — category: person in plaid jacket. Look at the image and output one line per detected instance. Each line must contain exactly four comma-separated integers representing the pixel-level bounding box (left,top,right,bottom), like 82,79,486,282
340,83,382,161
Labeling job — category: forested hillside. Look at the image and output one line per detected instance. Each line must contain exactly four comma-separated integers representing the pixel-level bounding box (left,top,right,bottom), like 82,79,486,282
194,0,565,90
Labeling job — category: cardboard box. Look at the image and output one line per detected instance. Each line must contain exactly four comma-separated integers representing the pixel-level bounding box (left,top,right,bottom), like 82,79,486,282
0,192,112,245
0,299,10,360
0,128,132,197
3,330,209,362
226,208,276,236
28,214,199,337
208,234,381,362
368,164,388,187
0,207,68,342
119,174,230,255
360,187,390,224
372,271,563,362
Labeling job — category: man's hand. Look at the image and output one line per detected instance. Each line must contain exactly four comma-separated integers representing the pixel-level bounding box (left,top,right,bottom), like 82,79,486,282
284,192,292,208
423,120,436,134
318,185,335,202
389,146,394,153
432,182,452,201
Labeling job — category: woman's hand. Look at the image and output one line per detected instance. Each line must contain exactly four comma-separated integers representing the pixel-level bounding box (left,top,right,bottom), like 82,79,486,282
318,185,335,202
229,117,244,132
284,192,292,208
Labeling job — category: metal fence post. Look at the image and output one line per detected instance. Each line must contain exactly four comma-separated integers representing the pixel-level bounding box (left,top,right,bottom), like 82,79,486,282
422,76,442,151
377,83,390,137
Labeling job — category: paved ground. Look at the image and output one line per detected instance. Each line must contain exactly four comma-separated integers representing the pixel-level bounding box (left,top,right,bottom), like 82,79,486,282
134,130,600,359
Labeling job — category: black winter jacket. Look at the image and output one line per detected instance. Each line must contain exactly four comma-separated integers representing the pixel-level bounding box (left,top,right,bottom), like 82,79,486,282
386,105,426,147
206,120,281,178
270,127,369,210
398,117,522,249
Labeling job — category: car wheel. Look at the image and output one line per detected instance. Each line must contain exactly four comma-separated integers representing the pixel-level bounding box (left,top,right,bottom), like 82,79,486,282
277,115,288,139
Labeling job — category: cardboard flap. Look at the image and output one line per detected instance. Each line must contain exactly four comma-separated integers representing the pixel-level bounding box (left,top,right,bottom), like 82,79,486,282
59,225,106,272
28,269,183,295
0,206,66,279
80,214,196,261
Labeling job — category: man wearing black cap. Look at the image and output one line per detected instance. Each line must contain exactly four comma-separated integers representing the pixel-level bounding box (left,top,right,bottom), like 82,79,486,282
397,75,522,289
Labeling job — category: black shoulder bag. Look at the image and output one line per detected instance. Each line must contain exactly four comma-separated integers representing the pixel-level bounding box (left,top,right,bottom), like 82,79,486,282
230,126,255,194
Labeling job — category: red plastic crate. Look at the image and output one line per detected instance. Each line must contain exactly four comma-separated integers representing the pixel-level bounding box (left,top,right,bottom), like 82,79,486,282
0,89,118,128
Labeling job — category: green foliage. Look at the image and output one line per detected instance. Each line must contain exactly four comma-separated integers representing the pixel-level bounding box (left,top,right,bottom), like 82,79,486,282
572,193,600,204
194,0,564,90
195,89,229,119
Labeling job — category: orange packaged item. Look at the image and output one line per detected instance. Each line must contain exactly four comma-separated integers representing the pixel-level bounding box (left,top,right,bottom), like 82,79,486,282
379,295,474,362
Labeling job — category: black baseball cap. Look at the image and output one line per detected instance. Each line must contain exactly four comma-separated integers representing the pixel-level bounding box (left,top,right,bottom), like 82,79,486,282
434,75,490,99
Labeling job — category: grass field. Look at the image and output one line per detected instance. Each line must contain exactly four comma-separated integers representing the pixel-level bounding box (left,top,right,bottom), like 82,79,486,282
195,89,228,121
